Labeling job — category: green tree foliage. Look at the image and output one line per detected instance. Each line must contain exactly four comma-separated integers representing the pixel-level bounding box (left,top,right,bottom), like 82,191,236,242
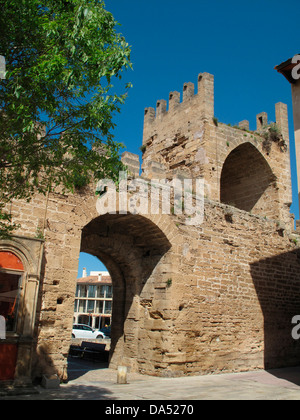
0,0,132,236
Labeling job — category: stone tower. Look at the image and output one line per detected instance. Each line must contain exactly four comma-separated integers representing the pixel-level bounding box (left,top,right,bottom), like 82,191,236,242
141,72,292,227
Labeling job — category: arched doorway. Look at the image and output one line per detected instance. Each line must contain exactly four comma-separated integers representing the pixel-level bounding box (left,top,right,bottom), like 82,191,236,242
0,251,24,381
80,213,172,371
220,142,279,218
0,236,43,385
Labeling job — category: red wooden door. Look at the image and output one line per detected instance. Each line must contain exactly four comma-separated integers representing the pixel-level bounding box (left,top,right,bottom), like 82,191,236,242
0,343,18,381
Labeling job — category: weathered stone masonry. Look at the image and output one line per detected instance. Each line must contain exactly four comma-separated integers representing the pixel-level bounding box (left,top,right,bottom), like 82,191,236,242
1,71,300,384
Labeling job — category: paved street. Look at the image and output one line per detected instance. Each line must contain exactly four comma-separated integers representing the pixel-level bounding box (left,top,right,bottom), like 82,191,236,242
2,358,300,400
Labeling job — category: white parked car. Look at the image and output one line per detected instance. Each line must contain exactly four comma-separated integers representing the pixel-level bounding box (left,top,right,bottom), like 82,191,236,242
72,324,105,340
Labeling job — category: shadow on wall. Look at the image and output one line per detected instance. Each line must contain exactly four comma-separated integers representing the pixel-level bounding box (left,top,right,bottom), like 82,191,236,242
250,248,300,370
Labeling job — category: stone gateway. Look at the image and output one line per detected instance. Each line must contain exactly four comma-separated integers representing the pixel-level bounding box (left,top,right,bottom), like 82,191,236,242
1,72,300,388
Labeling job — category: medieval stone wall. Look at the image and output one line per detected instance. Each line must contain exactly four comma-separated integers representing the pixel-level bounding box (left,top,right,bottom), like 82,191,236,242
136,200,300,376
1,71,300,383
5,184,300,379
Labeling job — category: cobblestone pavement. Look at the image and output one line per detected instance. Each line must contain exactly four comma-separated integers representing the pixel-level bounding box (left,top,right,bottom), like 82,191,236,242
2,358,300,401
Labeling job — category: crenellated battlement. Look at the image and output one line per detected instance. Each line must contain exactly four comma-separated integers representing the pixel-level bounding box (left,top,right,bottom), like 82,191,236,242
143,72,214,140
140,70,292,227
143,71,289,144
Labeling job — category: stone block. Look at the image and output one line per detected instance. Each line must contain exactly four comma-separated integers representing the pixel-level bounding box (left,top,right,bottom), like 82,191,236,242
41,374,60,389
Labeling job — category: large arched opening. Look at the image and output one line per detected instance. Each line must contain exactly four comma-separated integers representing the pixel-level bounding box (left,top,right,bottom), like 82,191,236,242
79,213,172,372
220,142,279,218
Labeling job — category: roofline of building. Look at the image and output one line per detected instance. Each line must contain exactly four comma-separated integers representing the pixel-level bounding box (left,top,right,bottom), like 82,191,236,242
275,55,300,84
77,275,112,284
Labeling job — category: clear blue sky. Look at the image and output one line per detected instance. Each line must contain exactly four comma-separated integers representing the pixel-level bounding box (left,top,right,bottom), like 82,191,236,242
78,0,300,276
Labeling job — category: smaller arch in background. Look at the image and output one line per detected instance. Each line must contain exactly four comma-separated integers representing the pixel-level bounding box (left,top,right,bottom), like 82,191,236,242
220,142,279,218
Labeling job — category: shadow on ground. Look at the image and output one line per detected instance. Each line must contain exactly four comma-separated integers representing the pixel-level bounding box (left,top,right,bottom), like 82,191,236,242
38,384,115,400
267,366,300,387
67,356,109,382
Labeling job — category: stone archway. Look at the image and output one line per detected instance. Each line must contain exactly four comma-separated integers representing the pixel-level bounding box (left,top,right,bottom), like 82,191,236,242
220,142,279,219
80,213,172,372
0,236,44,385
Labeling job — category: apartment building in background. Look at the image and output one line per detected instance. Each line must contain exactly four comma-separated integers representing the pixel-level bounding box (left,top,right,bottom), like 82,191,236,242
73,269,113,330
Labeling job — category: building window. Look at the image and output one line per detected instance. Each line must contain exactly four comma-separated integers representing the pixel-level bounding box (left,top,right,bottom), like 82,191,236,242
106,286,113,299
77,285,88,298
0,252,24,333
74,299,78,312
98,285,105,298
88,285,96,298
95,300,104,314
78,299,86,312
0,272,22,332
105,301,112,315
87,300,95,313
